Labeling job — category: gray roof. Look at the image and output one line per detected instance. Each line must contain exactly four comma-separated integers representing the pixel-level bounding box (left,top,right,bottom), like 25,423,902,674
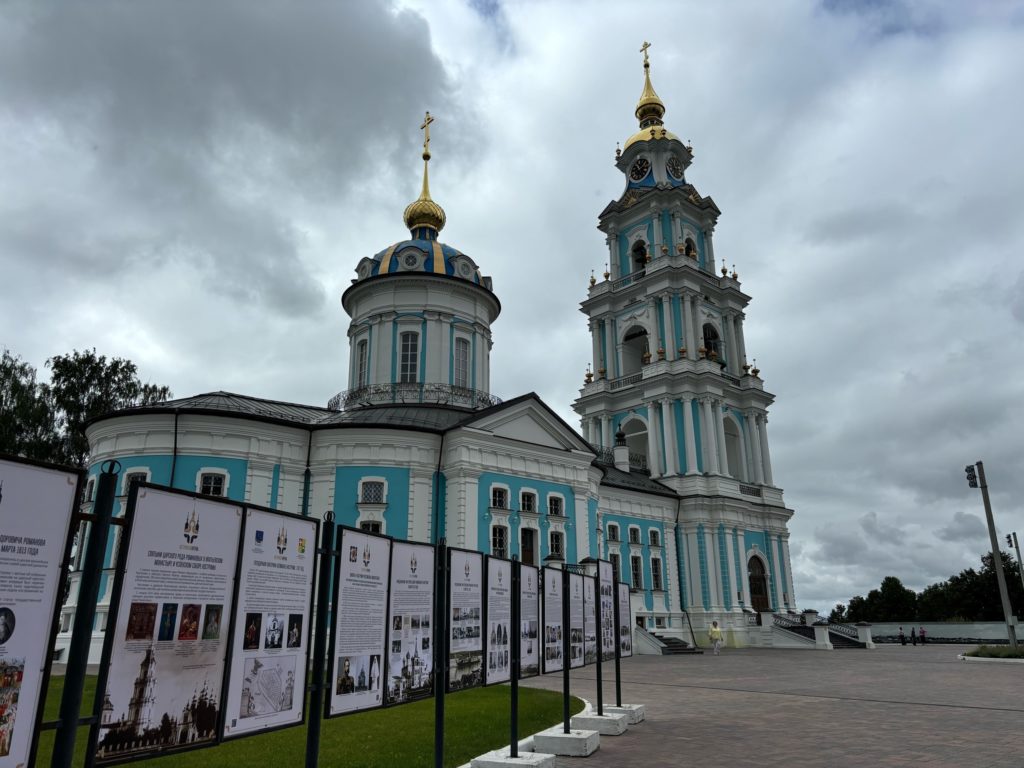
597,464,680,499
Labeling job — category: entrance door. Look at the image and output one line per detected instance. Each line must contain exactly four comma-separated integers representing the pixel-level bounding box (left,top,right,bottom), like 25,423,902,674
748,557,771,613
521,528,536,566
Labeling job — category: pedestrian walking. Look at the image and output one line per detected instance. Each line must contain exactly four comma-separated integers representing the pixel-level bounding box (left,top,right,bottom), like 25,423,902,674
919,626,926,645
709,620,723,656
898,626,906,645
911,627,917,646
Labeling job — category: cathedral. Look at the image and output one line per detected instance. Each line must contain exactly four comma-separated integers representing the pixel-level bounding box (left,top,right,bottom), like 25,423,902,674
57,49,796,661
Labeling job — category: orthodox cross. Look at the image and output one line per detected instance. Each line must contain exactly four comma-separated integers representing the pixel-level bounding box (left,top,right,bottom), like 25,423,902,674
420,111,434,155
640,41,651,66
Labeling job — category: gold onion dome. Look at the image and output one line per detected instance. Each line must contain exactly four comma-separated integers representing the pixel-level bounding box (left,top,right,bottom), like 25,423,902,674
403,111,446,234
624,42,678,150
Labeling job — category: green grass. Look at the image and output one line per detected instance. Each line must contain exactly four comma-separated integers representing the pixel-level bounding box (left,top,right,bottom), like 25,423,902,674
965,644,1024,659
35,676,584,767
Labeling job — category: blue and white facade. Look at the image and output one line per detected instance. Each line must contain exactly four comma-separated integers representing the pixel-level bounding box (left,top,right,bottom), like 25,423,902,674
57,56,796,662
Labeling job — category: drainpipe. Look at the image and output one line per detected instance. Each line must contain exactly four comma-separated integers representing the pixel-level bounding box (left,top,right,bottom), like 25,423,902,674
675,496,698,647
300,428,313,517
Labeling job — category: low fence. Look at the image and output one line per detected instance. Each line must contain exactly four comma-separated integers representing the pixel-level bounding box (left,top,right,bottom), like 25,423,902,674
868,621,1019,644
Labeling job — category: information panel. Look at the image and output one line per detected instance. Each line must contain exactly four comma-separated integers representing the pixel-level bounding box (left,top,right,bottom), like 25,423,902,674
519,564,539,678
569,573,585,669
617,582,633,658
328,528,391,716
541,567,563,673
598,560,615,661
484,557,511,685
386,542,434,705
583,575,597,664
96,487,242,764
447,549,483,692
0,457,78,768
224,508,317,738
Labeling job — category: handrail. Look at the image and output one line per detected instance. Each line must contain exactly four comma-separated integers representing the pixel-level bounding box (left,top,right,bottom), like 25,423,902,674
829,622,858,639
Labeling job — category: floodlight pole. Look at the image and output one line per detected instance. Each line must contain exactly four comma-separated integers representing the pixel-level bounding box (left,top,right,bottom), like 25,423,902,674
972,462,1018,650
1009,532,1024,598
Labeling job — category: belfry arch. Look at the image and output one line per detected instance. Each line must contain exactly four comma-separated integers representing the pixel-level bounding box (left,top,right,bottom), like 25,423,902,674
619,414,649,468
619,323,651,376
747,553,771,614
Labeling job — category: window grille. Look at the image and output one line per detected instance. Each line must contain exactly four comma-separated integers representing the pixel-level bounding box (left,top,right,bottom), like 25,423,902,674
361,481,385,504
200,473,225,497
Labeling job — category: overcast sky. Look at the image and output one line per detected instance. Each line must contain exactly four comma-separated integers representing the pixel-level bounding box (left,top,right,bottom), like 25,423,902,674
3,0,1023,613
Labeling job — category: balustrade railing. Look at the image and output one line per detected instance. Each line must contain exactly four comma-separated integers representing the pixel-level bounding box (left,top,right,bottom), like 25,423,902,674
609,372,642,390
829,622,858,639
327,382,502,412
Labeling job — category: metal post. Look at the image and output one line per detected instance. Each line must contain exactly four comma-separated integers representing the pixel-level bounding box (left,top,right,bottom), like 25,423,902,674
594,575,603,716
561,567,571,734
975,462,1018,649
509,558,521,758
434,539,448,768
52,461,119,768
613,587,622,708
1012,532,1024,599
304,512,335,768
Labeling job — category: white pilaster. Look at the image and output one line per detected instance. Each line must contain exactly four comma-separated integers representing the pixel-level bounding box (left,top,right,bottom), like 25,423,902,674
715,400,729,478
736,314,747,368
686,528,702,609
746,412,764,485
704,225,716,274
758,415,775,487
682,293,695,359
590,319,601,373
601,415,611,449
702,398,720,474
661,398,678,476
705,527,722,609
771,535,784,609
682,397,698,474
659,294,672,359
607,232,619,280
724,526,737,609
725,315,739,374
645,408,659,478
782,537,797,608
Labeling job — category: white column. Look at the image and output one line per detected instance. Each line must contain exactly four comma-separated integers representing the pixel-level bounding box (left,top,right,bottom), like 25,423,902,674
646,406,660,477
603,319,615,378
651,208,662,256
715,400,730,478
758,415,775,486
682,293,695,359
746,412,764,485
771,535,784,609
702,398,720,474
706,527,722,609
377,315,394,384
782,537,797,608
590,319,601,373
672,210,684,250
682,397,698,474
724,526,737,609
704,225,716,274
660,294,673,359
601,415,611,449
607,233,619,280
581,419,590,443
725,315,739,374
661,398,678,476
736,314,748,369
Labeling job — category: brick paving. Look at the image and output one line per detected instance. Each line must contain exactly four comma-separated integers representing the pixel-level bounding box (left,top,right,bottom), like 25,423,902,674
524,645,1024,767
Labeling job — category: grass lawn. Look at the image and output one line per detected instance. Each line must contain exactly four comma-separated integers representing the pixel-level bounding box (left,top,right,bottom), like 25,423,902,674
35,676,583,767
965,644,1024,659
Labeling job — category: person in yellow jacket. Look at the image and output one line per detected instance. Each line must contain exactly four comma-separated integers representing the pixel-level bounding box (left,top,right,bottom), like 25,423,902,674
708,620,723,655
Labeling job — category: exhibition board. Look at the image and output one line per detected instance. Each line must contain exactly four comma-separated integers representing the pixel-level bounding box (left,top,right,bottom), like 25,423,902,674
582,575,597,664
518,564,540,678
0,455,81,768
385,541,436,705
446,549,484,692
484,557,512,685
598,560,615,662
617,582,633,657
541,567,563,673
568,573,585,669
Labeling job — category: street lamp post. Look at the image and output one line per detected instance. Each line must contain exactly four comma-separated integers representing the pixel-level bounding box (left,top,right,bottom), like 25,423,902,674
965,462,1018,650
1006,531,1024,598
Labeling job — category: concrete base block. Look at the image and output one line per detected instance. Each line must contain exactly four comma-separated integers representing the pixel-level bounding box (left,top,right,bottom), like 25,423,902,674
471,749,557,768
603,703,646,724
532,726,600,757
570,713,628,735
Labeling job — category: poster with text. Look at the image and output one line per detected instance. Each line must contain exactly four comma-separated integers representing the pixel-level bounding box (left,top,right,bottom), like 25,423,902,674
386,541,434,705
617,582,633,657
598,560,615,661
95,487,242,764
484,557,511,685
583,575,597,665
519,564,539,678
569,573,585,669
541,567,563,674
328,528,391,716
0,457,78,768
447,549,483,692
224,508,317,738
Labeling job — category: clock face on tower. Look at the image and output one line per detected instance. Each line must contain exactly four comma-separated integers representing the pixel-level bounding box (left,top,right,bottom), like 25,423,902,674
629,158,650,181
666,156,684,180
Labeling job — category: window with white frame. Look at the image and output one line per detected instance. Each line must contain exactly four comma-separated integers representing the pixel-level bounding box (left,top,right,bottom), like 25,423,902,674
655,616,667,628
607,523,619,542
360,521,382,534
490,487,508,509
610,552,621,580
74,521,90,569
361,481,385,504
520,492,536,514
549,531,565,558
630,555,643,588
200,473,225,497
649,529,660,547
454,337,470,389
85,478,95,502
651,557,663,590
628,526,641,544
356,339,369,388
548,495,563,516
400,331,419,383
492,525,509,559
123,471,148,497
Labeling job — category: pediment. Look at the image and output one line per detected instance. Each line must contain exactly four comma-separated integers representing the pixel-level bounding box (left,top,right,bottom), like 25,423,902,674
460,395,592,453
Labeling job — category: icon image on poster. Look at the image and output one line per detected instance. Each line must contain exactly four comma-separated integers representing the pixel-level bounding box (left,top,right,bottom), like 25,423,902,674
125,602,156,641
264,614,283,649
243,613,262,650
286,614,302,648
0,607,16,644
178,604,201,640
157,604,178,641
202,604,223,640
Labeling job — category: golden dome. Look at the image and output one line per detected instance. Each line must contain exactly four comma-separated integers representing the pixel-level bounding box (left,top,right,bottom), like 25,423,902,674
635,41,666,128
623,124,679,151
403,111,446,234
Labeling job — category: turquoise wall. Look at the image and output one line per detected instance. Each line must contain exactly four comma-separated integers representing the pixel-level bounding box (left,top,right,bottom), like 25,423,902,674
333,465,411,541
476,472,577,563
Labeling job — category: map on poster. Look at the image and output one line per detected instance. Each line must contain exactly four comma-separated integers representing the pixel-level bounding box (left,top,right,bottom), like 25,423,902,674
519,564,539,678
224,508,316,738
329,528,391,716
447,549,483,692
598,560,615,661
0,457,78,768
618,582,633,658
485,557,511,685
569,573,585,669
542,567,563,674
386,542,434,705
95,488,242,763
583,575,598,664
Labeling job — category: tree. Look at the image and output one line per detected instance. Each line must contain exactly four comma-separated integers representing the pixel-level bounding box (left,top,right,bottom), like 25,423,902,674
828,603,848,624
0,349,59,460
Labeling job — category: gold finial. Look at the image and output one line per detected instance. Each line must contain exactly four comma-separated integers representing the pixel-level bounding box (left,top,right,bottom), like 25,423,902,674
589,270,596,287
635,41,665,128
404,110,446,234
640,40,651,65
603,263,610,280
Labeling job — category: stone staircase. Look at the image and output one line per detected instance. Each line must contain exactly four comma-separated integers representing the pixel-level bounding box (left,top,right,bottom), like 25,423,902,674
651,632,703,655
773,621,866,649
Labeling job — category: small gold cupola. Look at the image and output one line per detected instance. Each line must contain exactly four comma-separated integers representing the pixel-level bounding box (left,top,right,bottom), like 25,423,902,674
403,111,447,237
635,41,666,129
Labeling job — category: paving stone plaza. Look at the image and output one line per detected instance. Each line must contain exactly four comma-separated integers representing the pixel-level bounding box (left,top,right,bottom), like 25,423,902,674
525,646,1023,767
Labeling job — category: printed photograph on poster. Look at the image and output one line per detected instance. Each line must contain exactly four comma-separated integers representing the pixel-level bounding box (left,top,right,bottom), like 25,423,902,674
386,541,435,705
519,565,539,678
618,582,633,657
95,488,242,763
224,508,317,738
598,560,615,661
329,529,392,716
542,567,563,673
583,576,597,664
0,458,79,768
569,573,584,669
447,550,483,692
485,557,511,685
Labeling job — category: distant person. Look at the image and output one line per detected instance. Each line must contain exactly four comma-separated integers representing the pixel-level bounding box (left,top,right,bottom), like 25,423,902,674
708,620,723,656
898,627,906,646
911,627,917,646
919,627,926,645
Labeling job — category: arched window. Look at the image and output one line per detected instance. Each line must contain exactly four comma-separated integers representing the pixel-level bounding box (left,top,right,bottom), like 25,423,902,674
631,240,648,272
621,325,650,375
620,419,649,471
400,331,419,383
748,556,771,613
454,337,470,389
702,323,723,362
684,237,697,258
356,339,369,388
724,417,745,481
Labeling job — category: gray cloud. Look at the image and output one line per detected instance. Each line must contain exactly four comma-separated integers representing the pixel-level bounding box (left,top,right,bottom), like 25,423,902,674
936,510,988,543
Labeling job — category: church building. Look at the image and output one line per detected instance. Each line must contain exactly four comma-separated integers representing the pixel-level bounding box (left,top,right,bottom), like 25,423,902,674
57,49,796,662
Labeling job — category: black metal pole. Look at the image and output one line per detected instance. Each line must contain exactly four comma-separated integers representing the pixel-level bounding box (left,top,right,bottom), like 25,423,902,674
434,539,448,768
561,567,571,734
594,575,603,716
304,511,335,768
52,460,119,768
613,587,622,708
510,558,521,758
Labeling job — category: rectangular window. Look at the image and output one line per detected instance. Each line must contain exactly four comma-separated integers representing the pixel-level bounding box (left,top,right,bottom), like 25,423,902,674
85,479,95,502
630,555,643,588
454,337,470,389
356,339,369,388
492,526,508,559
649,529,660,547
123,472,147,497
629,527,641,544
360,521,382,534
609,552,621,580
74,521,90,570
550,531,564,557
607,524,619,542
548,496,563,516
361,481,385,504
400,331,419,384
520,492,536,513
200,473,225,497
491,487,508,509
651,557,663,590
